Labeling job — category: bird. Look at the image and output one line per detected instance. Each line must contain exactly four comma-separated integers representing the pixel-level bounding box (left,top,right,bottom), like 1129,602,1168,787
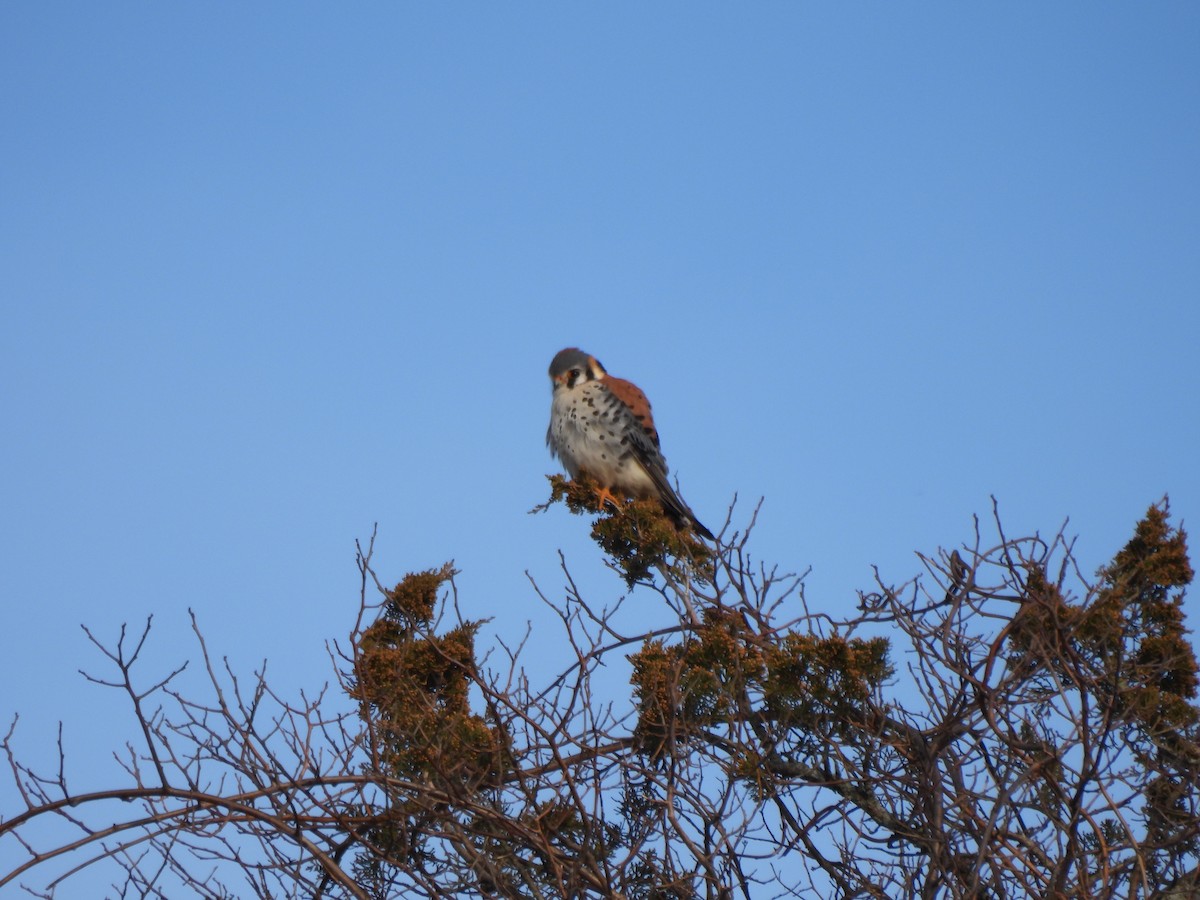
546,347,714,540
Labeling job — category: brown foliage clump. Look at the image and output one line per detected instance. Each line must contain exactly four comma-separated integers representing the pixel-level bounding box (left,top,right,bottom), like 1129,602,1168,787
351,564,509,789
543,473,713,586
629,604,892,762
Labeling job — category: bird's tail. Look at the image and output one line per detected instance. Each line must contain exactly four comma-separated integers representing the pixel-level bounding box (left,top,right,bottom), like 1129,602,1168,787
648,469,714,541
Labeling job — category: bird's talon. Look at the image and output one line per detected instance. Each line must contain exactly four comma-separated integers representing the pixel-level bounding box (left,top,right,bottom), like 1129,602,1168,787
593,487,620,510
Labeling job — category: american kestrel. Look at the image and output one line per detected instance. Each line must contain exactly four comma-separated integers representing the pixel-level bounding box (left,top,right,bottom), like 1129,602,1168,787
547,348,714,540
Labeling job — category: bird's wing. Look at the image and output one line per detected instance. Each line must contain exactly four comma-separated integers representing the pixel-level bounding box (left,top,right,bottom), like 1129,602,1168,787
601,376,661,450
604,379,713,540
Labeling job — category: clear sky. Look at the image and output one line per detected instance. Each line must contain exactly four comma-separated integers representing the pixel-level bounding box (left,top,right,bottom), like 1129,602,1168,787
2,3,1198,891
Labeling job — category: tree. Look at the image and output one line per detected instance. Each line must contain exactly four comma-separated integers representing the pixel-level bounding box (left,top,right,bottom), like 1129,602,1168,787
2,482,1197,898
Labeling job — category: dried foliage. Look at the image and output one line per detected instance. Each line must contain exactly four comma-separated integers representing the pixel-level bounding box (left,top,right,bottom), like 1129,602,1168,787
2,494,1197,899
542,473,713,587
352,565,509,790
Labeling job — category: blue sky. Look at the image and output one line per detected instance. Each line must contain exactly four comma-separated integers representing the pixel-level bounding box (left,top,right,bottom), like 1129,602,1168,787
2,3,1198,890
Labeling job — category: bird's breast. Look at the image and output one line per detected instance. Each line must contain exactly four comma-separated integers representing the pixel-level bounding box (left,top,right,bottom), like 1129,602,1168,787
549,385,650,493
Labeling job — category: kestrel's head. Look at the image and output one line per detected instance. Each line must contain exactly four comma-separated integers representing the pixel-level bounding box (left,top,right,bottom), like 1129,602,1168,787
549,347,606,390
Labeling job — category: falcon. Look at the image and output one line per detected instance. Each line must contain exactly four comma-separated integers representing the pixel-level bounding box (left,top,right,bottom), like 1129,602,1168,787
546,348,714,540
